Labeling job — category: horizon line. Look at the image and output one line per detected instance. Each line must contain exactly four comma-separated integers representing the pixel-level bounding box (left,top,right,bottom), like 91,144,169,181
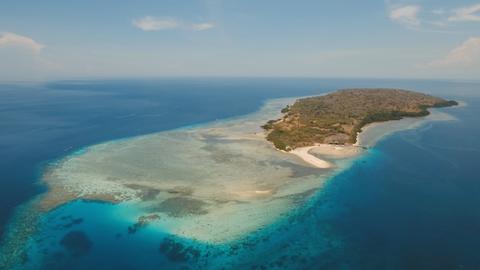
1,76,480,85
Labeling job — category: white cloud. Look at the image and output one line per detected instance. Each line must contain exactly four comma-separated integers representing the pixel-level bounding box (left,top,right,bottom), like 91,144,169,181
132,16,179,31
448,4,480,22
192,22,215,31
427,37,480,68
389,5,421,27
0,32,44,53
132,16,215,32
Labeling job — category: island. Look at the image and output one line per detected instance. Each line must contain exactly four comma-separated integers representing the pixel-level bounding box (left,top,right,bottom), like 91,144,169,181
0,88,459,269
262,89,457,151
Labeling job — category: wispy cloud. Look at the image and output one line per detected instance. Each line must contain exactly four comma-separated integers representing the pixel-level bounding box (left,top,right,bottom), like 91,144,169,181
192,22,215,31
389,5,421,27
0,32,44,53
132,16,214,32
426,37,480,68
132,16,179,31
387,2,480,32
448,4,480,22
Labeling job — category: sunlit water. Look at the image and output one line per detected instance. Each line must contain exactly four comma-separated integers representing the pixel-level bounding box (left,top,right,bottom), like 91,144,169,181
0,79,479,269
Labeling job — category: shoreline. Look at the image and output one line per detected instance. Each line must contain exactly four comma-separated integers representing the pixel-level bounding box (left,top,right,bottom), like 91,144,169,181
288,143,364,169
284,107,457,169
290,146,333,169
0,95,459,269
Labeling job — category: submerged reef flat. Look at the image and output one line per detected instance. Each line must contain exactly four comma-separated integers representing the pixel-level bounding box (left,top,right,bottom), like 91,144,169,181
39,98,343,243
35,95,455,244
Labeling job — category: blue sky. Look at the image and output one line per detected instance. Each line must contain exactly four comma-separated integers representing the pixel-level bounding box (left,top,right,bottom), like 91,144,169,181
0,0,479,81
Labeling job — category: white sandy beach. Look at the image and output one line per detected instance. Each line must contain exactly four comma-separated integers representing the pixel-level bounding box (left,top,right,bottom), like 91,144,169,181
290,146,333,169
289,143,364,169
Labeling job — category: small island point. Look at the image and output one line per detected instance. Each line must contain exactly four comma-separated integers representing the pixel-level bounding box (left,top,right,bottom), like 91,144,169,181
262,88,457,167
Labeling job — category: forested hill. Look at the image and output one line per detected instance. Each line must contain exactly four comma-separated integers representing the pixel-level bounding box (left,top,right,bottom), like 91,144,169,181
263,89,457,151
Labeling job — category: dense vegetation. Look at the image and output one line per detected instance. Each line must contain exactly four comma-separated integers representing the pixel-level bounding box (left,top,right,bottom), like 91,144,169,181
263,89,457,151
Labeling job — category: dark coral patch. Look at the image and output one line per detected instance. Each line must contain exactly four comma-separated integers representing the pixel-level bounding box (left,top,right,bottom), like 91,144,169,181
153,197,208,217
63,218,83,228
127,214,160,234
59,230,93,257
159,238,200,262
54,216,84,230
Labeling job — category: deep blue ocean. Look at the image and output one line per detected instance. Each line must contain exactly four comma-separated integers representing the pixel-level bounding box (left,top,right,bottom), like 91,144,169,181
0,78,479,269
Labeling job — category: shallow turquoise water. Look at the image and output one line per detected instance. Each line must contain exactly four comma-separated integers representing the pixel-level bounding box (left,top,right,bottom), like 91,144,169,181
1,79,479,269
